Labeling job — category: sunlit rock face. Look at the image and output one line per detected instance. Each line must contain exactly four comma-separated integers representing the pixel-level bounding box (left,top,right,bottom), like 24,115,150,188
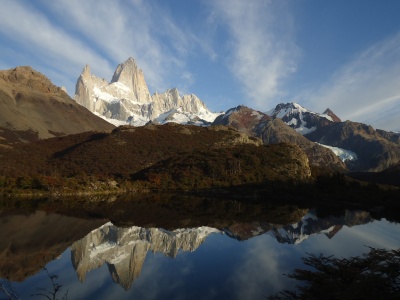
70,223,220,290
74,58,221,126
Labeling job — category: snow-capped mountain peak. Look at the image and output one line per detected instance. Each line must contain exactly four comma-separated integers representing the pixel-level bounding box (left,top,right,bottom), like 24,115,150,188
74,58,221,126
266,102,340,135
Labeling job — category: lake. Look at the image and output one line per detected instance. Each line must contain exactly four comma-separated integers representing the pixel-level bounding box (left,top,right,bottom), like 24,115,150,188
1,195,399,299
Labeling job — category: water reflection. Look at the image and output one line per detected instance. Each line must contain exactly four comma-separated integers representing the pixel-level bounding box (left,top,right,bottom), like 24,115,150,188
69,209,376,291
1,198,399,299
71,225,220,290
0,210,106,281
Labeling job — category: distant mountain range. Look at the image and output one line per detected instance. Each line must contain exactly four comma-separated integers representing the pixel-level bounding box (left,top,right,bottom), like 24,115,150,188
1,58,400,178
265,102,400,171
72,58,400,172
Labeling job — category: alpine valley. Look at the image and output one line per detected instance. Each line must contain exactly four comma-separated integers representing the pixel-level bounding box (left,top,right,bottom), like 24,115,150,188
0,57,400,194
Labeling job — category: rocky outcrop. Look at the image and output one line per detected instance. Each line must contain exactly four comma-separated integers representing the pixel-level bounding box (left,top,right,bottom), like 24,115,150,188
266,143,312,180
71,223,220,289
212,105,346,172
376,129,400,146
0,66,114,144
74,58,220,126
323,108,341,122
111,58,152,104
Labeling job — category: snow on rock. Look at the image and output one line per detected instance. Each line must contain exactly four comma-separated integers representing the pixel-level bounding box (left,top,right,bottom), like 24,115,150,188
297,126,316,135
267,102,335,135
74,58,220,127
317,143,358,162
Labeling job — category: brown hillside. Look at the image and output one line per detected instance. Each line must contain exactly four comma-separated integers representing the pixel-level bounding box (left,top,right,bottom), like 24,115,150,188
0,124,262,179
0,66,114,145
0,123,312,191
134,143,311,189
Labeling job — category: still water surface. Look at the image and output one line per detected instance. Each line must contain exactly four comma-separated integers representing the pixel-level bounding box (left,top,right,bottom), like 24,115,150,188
1,197,399,299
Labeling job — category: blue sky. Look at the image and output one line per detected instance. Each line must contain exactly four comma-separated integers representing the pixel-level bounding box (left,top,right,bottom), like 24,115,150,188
1,0,400,131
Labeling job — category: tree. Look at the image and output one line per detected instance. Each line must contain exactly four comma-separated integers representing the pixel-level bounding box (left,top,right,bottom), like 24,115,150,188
267,247,400,300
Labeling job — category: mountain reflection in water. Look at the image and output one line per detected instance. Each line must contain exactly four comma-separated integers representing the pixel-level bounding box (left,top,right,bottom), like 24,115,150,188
1,196,399,300
71,225,220,290
70,209,375,291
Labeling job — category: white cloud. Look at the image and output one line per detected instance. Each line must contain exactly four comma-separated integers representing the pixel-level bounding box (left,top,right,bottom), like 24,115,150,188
0,0,216,97
0,1,114,91
303,32,400,131
37,0,173,91
208,0,300,110
227,236,299,299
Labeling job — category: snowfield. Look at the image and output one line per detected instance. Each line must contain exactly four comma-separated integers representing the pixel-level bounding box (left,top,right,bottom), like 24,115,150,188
317,143,358,162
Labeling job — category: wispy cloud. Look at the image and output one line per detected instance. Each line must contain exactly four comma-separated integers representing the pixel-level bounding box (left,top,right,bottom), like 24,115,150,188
42,0,203,92
0,0,215,96
208,0,300,110
0,1,114,90
303,32,400,131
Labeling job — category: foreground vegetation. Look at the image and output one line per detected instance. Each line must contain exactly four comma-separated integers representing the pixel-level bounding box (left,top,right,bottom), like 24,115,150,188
0,124,312,195
268,247,400,300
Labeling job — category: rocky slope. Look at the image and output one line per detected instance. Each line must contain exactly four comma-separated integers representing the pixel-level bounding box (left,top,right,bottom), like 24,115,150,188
212,105,346,172
306,121,400,171
267,102,400,172
74,58,220,126
0,66,114,145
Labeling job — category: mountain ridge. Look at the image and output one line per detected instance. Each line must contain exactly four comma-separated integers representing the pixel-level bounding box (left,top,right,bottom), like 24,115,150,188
265,102,400,171
74,57,221,126
212,105,347,173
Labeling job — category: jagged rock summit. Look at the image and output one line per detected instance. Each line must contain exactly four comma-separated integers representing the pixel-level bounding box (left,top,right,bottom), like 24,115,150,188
323,108,341,122
74,57,220,126
111,57,152,104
